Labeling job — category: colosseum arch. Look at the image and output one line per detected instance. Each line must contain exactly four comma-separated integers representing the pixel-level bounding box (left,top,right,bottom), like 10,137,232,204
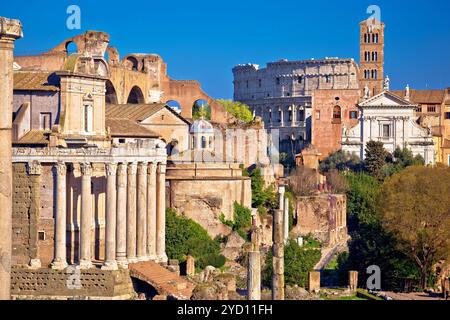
166,100,182,114
127,86,145,104
65,41,78,56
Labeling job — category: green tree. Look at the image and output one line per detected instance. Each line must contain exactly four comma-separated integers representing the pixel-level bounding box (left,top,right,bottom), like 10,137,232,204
365,141,390,181
192,101,211,120
338,172,420,291
382,147,425,177
217,99,253,123
379,166,450,289
247,168,278,211
319,150,362,173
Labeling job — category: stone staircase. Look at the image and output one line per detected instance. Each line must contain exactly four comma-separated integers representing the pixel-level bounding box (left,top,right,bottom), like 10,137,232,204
128,261,196,300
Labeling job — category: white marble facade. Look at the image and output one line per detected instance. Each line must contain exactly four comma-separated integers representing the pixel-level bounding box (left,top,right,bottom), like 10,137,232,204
342,91,435,165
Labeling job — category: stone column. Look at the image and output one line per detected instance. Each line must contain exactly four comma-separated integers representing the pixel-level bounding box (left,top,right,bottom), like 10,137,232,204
186,255,195,277
52,162,68,270
137,162,148,261
147,163,157,260
103,163,118,270
247,227,261,300
272,209,285,300
79,162,93,269
116,163,128,267
349,271,358,292
27,161,42,269
284,197,289,244
0,17,22,300
278,186,285,212
156,163,167,263
126,162,138,263
308,271,321,293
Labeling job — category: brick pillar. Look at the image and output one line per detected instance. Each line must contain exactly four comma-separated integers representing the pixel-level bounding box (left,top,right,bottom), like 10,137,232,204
0,17,22,300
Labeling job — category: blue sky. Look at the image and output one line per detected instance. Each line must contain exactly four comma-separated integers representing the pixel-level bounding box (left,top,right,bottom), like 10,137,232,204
3,0,450,99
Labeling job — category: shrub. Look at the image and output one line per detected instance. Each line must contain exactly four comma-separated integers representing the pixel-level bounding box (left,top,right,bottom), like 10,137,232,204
263,240,321,287
166,208,225,270
220,202,252,239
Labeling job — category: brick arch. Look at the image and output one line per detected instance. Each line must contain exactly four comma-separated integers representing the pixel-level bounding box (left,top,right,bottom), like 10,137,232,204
127,86,145,104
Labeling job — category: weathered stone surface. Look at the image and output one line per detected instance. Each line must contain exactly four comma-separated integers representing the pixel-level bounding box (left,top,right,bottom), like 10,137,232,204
186,255,195,277
10,267,134,299
308,271,321,293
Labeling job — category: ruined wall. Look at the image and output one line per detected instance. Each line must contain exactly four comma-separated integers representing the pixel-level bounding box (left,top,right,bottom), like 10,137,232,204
293,194,347,247
167,163,252,238
11,267,134,300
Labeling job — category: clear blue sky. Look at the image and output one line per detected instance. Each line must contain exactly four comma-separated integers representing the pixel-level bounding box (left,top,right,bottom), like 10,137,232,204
4,0,450,99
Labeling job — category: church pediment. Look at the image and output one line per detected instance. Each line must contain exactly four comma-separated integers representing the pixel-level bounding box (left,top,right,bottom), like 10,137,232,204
359,91,417,108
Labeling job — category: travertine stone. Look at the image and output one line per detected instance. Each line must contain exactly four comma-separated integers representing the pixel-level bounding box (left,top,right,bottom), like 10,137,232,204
79,162,93,269
103,163,118,270
247,250,261,300
147,163,157,260
136,162,148,261
186,255,195,277
156,163,167,263
284,197,289,243
308,271,321,293
52,162,68,270
349,271,358,292
0,16,23,300
116,163,128,268
272,209,284,300
126,162,137,263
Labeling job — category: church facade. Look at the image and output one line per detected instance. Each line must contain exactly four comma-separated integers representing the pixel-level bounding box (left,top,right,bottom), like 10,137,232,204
341,91,435,164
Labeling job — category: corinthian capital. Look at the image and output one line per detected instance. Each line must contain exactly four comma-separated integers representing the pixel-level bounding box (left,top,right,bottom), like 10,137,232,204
0,17,23,40
55,162,67,176
105,163,118,176
27,161,42,176
80,162,92,176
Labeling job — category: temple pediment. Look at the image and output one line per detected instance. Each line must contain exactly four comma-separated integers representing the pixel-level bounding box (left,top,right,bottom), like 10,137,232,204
359,91,417,108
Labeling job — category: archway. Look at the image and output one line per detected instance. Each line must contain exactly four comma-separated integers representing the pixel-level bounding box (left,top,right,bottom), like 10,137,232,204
65,41,78,56
333,105,342,123
192,99,211,120
166,100,181,114
105,80,118,104
127,86,145,104
125,56,140,71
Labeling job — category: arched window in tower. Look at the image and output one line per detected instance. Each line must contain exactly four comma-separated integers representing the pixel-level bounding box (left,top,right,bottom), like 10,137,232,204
367,33,371,43
374,34,379,43
373,52,378,61
333,106,342,123
373,70,377,80
364,34,367,43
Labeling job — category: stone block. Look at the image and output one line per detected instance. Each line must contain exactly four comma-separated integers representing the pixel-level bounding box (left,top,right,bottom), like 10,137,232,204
308,271,321,293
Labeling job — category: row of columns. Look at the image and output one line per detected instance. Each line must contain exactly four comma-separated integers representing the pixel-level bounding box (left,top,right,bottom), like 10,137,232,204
51,161,167,271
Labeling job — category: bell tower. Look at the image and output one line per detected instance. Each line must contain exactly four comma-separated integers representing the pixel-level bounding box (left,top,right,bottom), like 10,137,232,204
360,18,385,97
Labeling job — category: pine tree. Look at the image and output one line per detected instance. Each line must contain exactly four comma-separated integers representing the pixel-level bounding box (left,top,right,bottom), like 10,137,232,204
365,140,389,181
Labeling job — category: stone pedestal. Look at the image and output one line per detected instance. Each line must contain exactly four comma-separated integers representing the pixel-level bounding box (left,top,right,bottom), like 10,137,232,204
349,271,358,292
308,271,321,293
0,16,22,300
186,255,195,277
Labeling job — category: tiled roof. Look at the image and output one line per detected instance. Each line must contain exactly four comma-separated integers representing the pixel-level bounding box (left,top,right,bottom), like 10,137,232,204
14,71,60,91
14,130,50,145
391,89,444,104
106,103,167,122
106,119,159,138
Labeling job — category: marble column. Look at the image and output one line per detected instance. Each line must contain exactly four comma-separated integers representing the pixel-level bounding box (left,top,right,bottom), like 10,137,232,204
79,162,93,269
116,163,128,267
136,162,148,261
147,163,157,260
27,161,42,269
52,162,68,270
272,209,285,300
103,163,118,270
284,197,289,244
0,16,22,300
126,162,138,263
156,163,167,263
